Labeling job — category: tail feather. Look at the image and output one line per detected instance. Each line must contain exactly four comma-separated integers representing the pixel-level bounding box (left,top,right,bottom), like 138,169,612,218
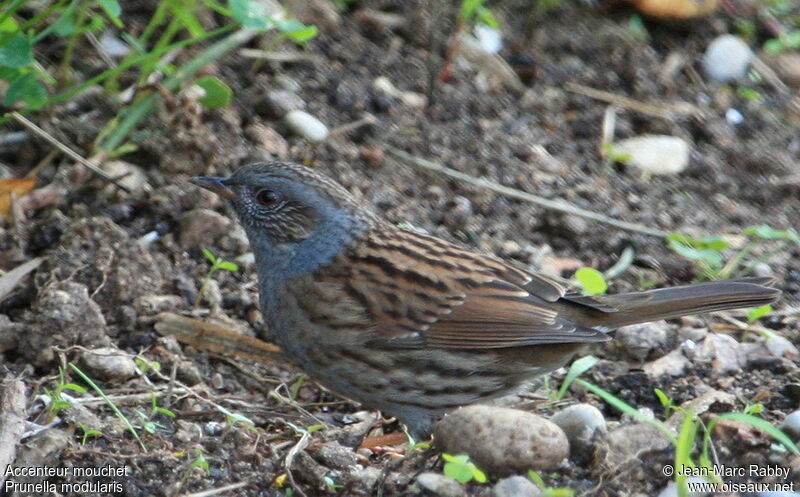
558,277,780,329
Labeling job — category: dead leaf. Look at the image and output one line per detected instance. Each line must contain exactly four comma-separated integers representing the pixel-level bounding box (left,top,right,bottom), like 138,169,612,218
0,179,36,220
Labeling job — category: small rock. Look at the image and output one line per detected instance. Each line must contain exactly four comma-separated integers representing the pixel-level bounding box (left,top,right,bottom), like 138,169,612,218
550,403,606,453
345,466,382,494
443,196,473,228
678,327,707,342
99,33,130,58
703,35,753,82
80,347,137,381
781,410,800,440
416,472,465,497
27,281,110,365
613,135,690,175
656,477,709,497
313,442,357,469
666,390,735,430
100,160,150,196
14,429,71,484
245,122,289,158
205,421,224,436
643,349,690,377
605,423,672,466
765,334,799,359
752,262,773,278
260,90,306,118
135,295,184,315
763,52,800,86
621,407,655,425
178,208,231,250
210,372,224,390
435,405,569,476
284,110,329,142
175,420,202,443
699,333,745,373
616,321,670,361
492,476,542,497
176,360,203,386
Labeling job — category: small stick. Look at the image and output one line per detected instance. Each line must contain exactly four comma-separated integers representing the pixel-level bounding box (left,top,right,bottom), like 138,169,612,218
181,481,249,497
564,83,700,120
10,112,131,193
382,145,669,238
0,378,26,488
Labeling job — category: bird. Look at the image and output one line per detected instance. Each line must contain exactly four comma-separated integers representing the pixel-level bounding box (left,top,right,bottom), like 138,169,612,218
191,161,780,437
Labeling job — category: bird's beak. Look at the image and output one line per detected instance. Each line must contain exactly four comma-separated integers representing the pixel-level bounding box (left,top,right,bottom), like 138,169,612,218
190,177,236,201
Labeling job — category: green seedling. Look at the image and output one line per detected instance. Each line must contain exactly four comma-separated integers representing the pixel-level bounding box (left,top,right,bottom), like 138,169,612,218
667,224,799,281
442,453,487,484
747,304,773,324
654,388,675,418
527,470,576,497
574,267,608,296
196,248,238,308
556,355,599,400
43,367,87,421
79,423,103,445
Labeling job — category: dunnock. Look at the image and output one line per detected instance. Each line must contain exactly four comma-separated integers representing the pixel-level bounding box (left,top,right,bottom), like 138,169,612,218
192,162,779,436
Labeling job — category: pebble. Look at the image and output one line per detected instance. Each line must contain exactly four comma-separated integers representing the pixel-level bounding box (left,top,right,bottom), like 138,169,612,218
780,410,800,440
765,334,798,359
616,321,670,361
29,281,110,365
613,135,690,175
284,110,329,142
313,441,357,469
643,349,690,377
696,333,745,373
753,262,774,278
678,327,708,342
245,122,289,158
435,405,569,476
80,347,137,381
605,422,672,467
763,52,800,86
175,420,202,442
204,421,224,436
101,160,150,196
703,35,753,82
550,403,606,453
260,90,306,118
416,472,465,497
492,476,542,497
134,294,184,315
178,208,232,250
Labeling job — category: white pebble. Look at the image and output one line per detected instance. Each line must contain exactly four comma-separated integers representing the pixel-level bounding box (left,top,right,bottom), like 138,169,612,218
725,108,744,125
284,110,329,142
613,135,690,175
703,35,753,82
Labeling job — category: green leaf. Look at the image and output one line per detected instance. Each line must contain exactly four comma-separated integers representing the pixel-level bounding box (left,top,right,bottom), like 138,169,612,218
273,18,317,43
195,75,232,108
228,0,269,30
747,304,772,323
743,224,800,243
574,267,607,296
202,248,218,264
62,383,88,394
0,33,33,68
577,379,677,444
443,461,474,484
216,260,239,272
763,38,784,54
0,15,18,32
4,71,47,108
98,0,123,27
557,355,598,400
654,388,672,409
784,30,800,49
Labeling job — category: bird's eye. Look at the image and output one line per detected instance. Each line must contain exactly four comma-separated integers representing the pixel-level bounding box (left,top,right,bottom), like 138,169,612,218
255,189,281,207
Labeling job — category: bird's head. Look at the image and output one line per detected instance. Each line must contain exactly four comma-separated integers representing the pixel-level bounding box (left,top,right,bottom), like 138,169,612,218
192,162,374,273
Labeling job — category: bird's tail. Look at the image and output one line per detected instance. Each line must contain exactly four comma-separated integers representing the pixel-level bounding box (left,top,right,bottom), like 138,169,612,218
558,277,780,329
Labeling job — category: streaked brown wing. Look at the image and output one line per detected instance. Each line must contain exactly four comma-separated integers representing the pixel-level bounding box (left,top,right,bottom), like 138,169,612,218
335,226,608,350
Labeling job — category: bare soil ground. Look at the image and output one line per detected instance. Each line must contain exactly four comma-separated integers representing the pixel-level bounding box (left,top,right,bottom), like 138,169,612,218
1,1,799,496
